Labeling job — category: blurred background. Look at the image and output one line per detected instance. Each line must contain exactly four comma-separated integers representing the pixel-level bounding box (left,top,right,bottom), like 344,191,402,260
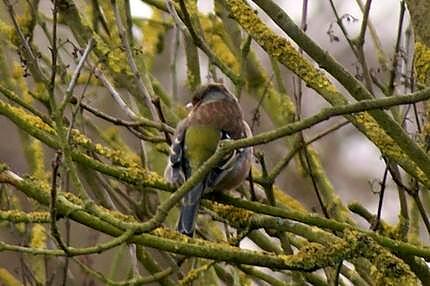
1,0,405,219
0,0,416,284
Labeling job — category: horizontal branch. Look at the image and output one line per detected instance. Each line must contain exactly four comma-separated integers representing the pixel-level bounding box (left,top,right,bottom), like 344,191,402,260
216,194,430,260
0,228,135,257
0,168,365,271
245,0,430,182
0,99,170,191
1,164,429,267
76,99,175,134
74,258,173,286
227,0,430,189
0,210,50,224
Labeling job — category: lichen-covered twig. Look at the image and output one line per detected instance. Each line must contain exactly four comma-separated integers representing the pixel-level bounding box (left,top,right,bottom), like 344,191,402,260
231,0,430,188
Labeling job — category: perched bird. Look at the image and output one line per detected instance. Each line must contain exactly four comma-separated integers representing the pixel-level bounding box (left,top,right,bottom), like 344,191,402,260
165,83,253,237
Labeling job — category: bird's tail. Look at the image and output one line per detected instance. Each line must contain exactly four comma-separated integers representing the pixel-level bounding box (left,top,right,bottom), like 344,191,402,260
177,181,205,236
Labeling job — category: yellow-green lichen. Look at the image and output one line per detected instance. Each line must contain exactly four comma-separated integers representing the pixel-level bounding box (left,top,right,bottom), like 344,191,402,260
0,210,49,223
11,64,26,81
179,263,211,286
63,192,84,206
0,6,33,48
121,165,166,188
282,240,349,271
273,188,307,213
238,271,252,286
101,127,141,163
4,194,25,233
27,139,47,181
152,226,192,243
354,112,429,186
136,10,167,68
29,224,47,284
208,202,253,227
70,128,142,169
226,0,430,189
30,83,49,102
226,0,337,97
343,230,417,286
186,69,200,91
30,224,47,249
95,205,137,224
152,226,236,251
93,34,130,75
88,2,128,75
414,41,430,85
0,21,14,42
201,15,240,74
0,268,22,286
423,121,430,141
392,214,409,241
5,103,54,134
261,87,296,126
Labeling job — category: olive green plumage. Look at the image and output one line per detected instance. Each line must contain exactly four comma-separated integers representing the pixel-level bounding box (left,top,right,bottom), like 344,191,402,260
165,83,252,236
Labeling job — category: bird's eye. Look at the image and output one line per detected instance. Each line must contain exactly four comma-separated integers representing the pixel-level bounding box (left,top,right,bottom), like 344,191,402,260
192,95,201,106
221,130,232,140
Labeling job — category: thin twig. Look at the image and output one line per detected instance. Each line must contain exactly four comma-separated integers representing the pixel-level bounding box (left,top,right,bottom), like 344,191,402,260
94,67,138,119
387,165,430,237
61,38,94,112
76,99,174,133
176,0,241,84
354,0,389,70
111,0,160,121
250,75,273,131
371,165,389,231
387,1,406,96
2,0,48,83
152,97,172,145
66,65,95,142
50,151,69,254
268,120,349,182
255,152,275,205
169,8,181,100
74,258,173,286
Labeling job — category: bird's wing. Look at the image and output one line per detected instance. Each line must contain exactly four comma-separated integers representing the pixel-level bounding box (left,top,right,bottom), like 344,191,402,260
164,120,188,186
206,121,253,191
177,125,221,236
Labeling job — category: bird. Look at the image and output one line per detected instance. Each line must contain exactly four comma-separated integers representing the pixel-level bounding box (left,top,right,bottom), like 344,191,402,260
164,83,253,237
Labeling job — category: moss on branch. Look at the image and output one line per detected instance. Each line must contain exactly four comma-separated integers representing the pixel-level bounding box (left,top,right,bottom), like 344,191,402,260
227,0,430,188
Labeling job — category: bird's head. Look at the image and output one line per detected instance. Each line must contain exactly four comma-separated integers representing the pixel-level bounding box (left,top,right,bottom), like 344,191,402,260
189,83,238,109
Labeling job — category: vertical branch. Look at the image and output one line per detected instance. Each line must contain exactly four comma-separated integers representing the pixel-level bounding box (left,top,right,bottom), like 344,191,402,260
49,0,89,203
355,0,374,93
328,0,374,93
295,0,329,219
124,0,134,45
371,166,389,231
165,0,201,90
111,0,160,121
170,23,181,98
355,0,389,70
49,0,59,112
388,0,406,96
50,151,69,253
237,35,252,98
